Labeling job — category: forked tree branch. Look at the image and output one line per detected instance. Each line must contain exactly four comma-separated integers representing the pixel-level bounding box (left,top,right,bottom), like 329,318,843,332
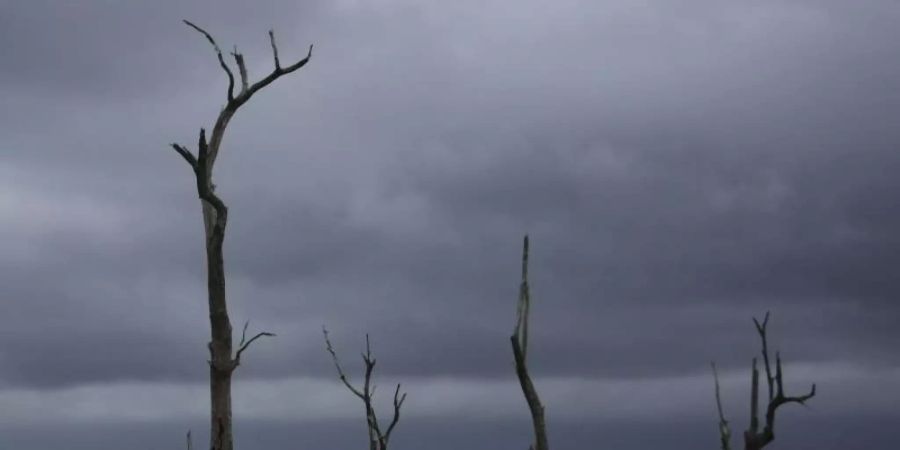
242,41,313,105
171,128,228,240
384,383,407,440
742,312,816,450
233,321,275,367
323,328,406,450
179,20,313,177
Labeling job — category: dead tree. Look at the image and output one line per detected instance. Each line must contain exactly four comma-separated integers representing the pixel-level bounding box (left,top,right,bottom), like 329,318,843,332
323,328,407,450
511,235,548,450
169,20,312,450
713,312,816,450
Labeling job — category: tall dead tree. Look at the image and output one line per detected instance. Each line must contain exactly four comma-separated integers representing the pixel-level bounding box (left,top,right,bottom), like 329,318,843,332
323,328,406,450
169,20,312,450
511,235,548,450
712,312,816,450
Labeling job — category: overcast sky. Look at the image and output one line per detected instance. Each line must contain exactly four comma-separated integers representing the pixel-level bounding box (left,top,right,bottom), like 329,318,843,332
2,0,899,449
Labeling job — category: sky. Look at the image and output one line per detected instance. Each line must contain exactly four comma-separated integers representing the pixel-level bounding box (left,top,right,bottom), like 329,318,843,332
1,0,899,449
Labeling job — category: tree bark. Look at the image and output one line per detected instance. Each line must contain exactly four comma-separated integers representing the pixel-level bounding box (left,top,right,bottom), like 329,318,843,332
206,216,234,450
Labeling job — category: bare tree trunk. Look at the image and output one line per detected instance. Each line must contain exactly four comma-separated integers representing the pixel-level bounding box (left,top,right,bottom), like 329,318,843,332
511,235,549,450
170,20,312,450
206,203,234,450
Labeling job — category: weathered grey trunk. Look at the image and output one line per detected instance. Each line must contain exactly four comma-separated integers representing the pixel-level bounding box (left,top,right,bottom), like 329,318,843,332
170,20,312,450
511,236,549,450
205,200,234,450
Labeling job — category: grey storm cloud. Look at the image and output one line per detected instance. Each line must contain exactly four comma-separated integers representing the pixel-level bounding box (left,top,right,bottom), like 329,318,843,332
2,0,899,449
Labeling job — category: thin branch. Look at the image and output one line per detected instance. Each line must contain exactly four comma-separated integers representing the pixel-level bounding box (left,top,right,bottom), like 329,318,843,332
231,46,249,93
764,353,816,432
233,321,275,366
179,23,313,178
186,430,193,450
268,30,281,70
183,20,235,102
170,143,198,170
243,43,313,102
384,383,407,441
711,362,731,450
363,340,382,443
323,327,366,400
235,332,275,359
239,321,251,347
753,312,774,402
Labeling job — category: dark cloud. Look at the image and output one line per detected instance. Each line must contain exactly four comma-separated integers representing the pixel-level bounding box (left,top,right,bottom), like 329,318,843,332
1,0,899,448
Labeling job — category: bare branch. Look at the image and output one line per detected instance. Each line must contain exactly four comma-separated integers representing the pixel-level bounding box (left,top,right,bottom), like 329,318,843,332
363,338,382,443
268,30,281,70
324,329,405,450
235,332,275,359
384,383,407,441
243,43,313,102
233,321,275,366
183,20,235,102
239,320,250,347
196,128,208,162
185,127,229,237
711,361,731,450
742,312,817,450
753,311,774,402
170,143,198,170
323,327,366,400
231,46,249,93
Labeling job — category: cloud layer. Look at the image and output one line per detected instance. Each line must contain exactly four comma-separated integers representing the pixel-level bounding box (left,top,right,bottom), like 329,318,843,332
2,0,899,448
